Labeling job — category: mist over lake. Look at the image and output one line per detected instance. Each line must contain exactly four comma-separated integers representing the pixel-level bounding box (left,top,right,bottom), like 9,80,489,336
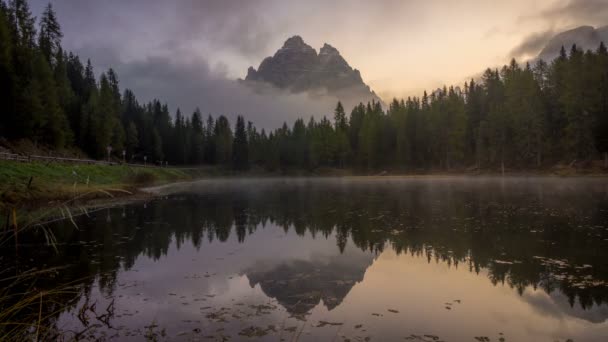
4,177,608,341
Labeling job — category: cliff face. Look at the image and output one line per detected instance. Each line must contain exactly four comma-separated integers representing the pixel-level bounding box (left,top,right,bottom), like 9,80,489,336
244,36,382,105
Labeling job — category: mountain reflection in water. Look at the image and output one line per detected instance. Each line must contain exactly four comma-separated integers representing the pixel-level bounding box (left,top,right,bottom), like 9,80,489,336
3,177,608,341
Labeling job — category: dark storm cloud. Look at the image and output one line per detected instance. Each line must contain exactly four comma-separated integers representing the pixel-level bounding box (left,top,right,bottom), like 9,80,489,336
30,0,431,127
30,0,346,128
511,0,608,60
510,29,556,58
172,0,280,58
540,0,608,25
32,0,279,60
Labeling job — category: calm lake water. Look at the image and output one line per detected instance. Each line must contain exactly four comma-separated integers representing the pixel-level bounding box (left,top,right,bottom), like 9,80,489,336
5,177,608,341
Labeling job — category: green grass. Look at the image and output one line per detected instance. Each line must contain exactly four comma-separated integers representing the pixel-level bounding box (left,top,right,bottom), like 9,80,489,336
0,160,201,207
0,161,208,340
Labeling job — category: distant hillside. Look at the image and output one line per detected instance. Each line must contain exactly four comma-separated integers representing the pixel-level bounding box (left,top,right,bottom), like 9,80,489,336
242,36,383,106
538,26,608,61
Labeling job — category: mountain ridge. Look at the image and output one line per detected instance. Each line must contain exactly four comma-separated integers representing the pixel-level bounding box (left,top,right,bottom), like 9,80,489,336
243,35,383,106
538,25,608,61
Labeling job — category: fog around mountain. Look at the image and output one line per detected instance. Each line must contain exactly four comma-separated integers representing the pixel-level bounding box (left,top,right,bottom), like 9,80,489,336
538,25,608,61
510,24,608,63
243,36,383,109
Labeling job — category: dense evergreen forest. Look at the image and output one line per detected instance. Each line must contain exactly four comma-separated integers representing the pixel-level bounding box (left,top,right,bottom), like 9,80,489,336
1,0,607,171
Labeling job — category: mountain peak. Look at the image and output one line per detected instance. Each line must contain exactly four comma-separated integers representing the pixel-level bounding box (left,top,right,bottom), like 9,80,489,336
278,36,316,56
320,43,340,55
283,35,306,48
244,36,381,106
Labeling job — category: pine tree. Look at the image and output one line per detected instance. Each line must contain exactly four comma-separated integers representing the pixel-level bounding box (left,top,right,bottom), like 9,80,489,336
62,53,85,142
246,121,262,166
444,87,466,169
334,101,347,131
38,3,62,66
121,89,140,127
478,69,502,168
8,0,38,140
595,42,608,166
265,131,280,171
106,68,120,107
232,115,249,170
190,108,205,164
19,56,45,143
125,121,138,159
309,116,336,167
83,59,95,99
214,115,232,165
9,0,36,49
54,49,73,111
172,108,186,164
151,101,171,158
562,45,595,159
80,85,97,156
501,60,543,167
204,114,216,164
291,118,308,169
51,49,75,147
0,4,14,137
35,53,70,147
276,122,291,167
465,79,484,166
91,73,115,157
348,103,365,162
151,127,163,162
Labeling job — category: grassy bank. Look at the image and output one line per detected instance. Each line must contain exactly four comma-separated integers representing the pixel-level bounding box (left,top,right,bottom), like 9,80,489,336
0,160,208,208
2,159,607,208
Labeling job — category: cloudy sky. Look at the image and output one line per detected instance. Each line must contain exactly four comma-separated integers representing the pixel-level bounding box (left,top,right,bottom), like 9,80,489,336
30,0,608,128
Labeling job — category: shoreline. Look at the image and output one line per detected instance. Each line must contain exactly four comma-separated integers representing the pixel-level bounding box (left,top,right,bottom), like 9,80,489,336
2,159,608,211
0,160,207,214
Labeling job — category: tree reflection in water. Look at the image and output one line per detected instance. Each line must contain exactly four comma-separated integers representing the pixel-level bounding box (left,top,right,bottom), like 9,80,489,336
3,177,608,339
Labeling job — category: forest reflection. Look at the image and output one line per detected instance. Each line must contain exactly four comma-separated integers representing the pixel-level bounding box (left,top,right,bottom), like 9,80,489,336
5,177,608,335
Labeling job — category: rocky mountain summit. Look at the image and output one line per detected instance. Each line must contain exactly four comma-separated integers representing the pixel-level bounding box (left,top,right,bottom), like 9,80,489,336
244,36,382,105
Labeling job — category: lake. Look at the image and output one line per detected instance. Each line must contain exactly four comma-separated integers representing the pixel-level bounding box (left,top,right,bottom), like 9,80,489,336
4,177,608,341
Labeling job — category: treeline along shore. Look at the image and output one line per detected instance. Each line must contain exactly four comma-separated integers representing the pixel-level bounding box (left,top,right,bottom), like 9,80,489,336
1,0,608,176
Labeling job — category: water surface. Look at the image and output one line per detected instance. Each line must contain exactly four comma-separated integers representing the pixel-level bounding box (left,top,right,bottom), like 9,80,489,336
6,177,608,341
